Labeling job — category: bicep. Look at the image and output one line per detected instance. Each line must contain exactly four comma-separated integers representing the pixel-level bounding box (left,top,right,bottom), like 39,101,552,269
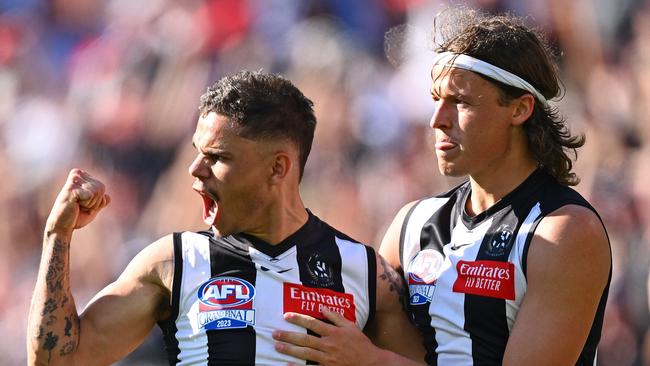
74,236,173,365
504,205,610,365
365,252,425,363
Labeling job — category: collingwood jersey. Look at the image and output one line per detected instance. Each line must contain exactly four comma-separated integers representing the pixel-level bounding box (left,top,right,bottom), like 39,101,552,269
157,211,376,365
401,169,610,366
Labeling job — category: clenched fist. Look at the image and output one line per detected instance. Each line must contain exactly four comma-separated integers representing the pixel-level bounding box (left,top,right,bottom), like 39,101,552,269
45,169,111,237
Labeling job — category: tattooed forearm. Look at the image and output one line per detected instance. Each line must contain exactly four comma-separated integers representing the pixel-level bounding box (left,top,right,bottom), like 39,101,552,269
27,236,80,365
64,317,72,337
43,332,59,363
59,341,75,356
41,299,58,316
378,256,409,312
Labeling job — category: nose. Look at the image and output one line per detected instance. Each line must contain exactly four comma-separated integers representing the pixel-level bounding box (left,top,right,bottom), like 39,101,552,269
429,100,452,130
188,154,210,179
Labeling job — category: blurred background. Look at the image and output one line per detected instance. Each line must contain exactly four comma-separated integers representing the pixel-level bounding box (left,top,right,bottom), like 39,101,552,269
1,0,648,364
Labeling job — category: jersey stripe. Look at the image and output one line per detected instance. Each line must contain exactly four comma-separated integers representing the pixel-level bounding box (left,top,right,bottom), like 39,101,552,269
466,209,520,364
434,218,490,365
337,237,372,328
504,202,541,331
248,246,305,365
176,232,210,365
207,237,257,365
402,197,449,365
160,232,183,365
296,232,343,365
365,246,377,326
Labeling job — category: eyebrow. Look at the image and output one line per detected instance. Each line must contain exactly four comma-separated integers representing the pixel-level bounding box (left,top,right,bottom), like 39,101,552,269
430,88,464,99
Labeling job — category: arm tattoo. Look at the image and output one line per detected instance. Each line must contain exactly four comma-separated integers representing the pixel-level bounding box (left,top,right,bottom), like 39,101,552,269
378,256,409,313
41,298,58,316
29,237,80,362
59,341,76,356
64,316,73,336
43,332,59,363
45,315,57,326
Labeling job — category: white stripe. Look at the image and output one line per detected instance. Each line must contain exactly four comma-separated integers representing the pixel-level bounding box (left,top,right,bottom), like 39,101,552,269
402,197,449,268
336,237,371,328
249,246,305,365
433,218,492,365
176,232,211,365
433,52,548,106
506,202,542,331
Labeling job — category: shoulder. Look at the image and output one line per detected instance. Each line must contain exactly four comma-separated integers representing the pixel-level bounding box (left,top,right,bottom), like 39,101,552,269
534,204,608,254
528,204,610,287
121,234,175,292
379,200,421,269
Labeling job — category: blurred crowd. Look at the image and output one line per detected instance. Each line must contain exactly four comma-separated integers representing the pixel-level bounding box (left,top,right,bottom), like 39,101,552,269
1,0,649,364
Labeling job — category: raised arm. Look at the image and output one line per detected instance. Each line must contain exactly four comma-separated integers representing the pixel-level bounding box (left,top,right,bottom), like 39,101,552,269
503,204,611,365
27,169,173,366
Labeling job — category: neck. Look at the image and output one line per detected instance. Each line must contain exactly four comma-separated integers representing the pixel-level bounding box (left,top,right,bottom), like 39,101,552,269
262,198,309,245
466,159,538,217
215,185,309,245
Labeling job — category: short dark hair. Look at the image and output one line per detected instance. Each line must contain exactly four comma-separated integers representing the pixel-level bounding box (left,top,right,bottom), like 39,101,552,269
434,8,584,186
198,70,316,181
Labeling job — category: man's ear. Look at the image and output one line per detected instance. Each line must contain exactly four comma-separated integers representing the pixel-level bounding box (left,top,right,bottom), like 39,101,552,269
511,94,535,126
269,151,292,184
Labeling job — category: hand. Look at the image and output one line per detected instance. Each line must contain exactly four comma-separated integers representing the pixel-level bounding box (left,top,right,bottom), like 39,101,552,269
45,169,111,236
273,307,385,366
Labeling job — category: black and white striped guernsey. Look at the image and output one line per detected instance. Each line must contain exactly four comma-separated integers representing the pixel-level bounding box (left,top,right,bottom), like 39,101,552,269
400,169,611,366
157,211,376,365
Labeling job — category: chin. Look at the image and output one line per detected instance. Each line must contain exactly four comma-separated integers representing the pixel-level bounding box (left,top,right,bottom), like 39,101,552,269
438,163,466,178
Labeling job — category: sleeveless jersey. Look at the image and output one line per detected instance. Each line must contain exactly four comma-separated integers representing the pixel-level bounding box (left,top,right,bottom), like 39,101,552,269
400,169,610,365
158,211,376,365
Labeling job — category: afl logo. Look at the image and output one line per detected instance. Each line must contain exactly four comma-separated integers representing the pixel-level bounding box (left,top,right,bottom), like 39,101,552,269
197,277,255,308
407,249,444,284
409,272,429,284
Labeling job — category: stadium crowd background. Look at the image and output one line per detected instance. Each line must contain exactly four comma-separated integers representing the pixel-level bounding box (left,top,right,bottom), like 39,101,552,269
1,0,649,364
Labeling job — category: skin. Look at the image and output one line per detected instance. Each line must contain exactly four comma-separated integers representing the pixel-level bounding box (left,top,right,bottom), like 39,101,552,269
275,66,611,365
27,111,425,365
188,112,308,242
26,169,171,366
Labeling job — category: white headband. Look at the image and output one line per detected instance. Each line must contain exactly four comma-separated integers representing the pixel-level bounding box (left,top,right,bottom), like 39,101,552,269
433,52,548,106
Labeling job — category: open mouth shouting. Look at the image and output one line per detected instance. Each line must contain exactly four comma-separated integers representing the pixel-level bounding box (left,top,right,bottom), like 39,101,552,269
195,190,218,226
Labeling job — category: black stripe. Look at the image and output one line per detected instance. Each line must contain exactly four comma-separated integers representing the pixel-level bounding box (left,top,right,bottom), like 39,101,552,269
416,203,457,366
460,171,552,364
158,232,183,365
296,232,344,364
465,210,519,365
399,200,422,269
296,235,344,292
365,246,377,326
206,236,257,365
